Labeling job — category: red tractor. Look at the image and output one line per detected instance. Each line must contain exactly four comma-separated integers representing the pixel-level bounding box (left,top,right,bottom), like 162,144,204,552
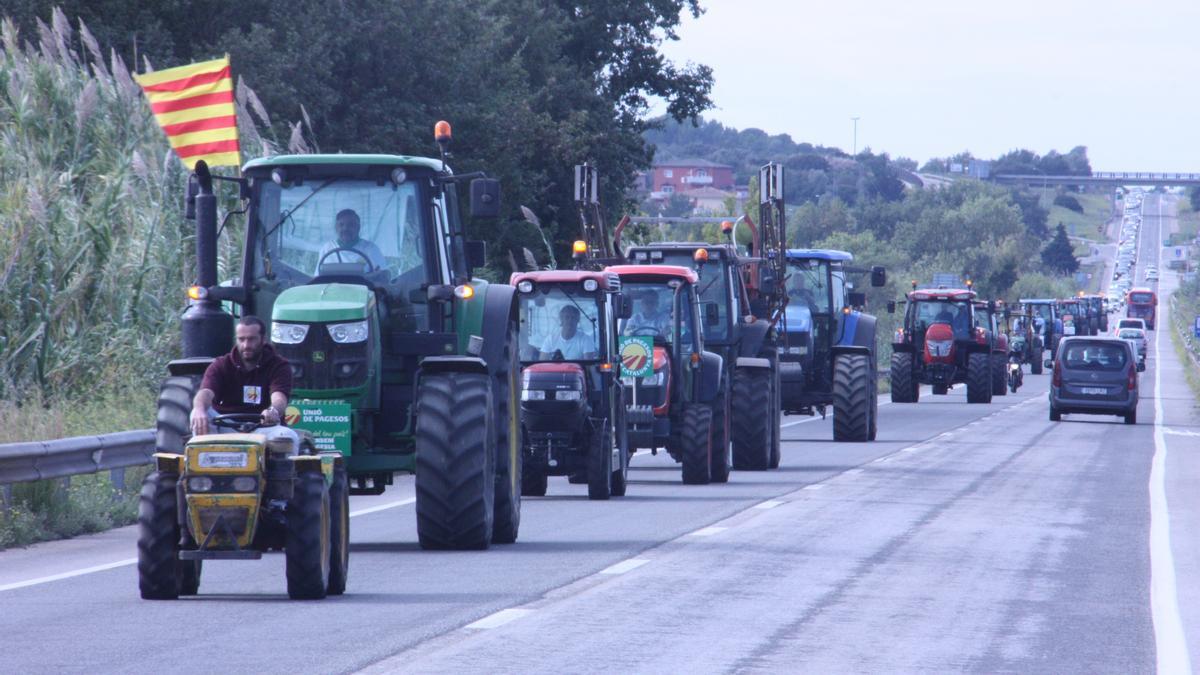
606,264,727,485
888,286,998,403
513,269,632,499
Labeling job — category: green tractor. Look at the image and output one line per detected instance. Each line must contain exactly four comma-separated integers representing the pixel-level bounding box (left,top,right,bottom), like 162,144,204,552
154,122,522,550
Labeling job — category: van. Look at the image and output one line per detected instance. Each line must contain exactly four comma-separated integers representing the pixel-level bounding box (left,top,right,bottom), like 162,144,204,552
1048,337,1142,424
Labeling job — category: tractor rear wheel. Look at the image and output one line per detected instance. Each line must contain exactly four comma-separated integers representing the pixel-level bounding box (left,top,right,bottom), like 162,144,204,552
326,462,350,596
709,380,731,483
588,426,612,500
991,353,1007,396
521,464,547,497
680,405,713,485
286,470,331,600
890,352,918,403
766,346,782,469
491,321,522,544
966,352,993,403
731,367,771,470
1031,347,1044,374
415,371,495,550
832,353,872,442
137,472,183,600
868,363,879,441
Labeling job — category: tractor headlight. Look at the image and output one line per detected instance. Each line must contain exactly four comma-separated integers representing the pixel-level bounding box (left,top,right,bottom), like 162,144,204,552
231,476,258,492
784,346,807,355
188,476,214,492
272,322,309,344
555,390,582,401
522,389,547,401
583,279,598,292
327,320,369,344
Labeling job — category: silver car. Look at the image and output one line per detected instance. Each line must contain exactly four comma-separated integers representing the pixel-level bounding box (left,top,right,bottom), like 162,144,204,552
1116,327,1147,365
1048,337,1142,424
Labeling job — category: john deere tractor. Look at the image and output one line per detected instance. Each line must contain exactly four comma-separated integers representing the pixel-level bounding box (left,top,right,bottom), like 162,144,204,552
778,250,886,441
153,122,522,551
138,416,348,600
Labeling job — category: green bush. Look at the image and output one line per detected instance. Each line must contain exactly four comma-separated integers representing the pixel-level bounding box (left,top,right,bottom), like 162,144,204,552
1053,193,1084,213
0,467,148,549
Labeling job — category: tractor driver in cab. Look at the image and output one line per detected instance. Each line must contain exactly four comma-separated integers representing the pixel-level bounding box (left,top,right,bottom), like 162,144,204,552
189,316,300,454
787,269,818,311
624,290,670,338
315,208,387,274
539,304,598,360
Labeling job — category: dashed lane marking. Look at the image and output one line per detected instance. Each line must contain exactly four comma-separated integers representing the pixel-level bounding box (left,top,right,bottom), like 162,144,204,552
753,500,785,510
599,558,651,575
464,608,534,630
688,526,728,537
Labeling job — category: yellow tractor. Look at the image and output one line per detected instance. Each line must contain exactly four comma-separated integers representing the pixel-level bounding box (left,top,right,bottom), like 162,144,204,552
137,414,350,600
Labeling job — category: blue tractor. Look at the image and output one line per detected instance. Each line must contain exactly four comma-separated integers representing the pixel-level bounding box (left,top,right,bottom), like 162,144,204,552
778,250,886,441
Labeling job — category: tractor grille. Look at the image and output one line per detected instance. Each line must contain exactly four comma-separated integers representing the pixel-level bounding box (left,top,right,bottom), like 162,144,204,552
197,507,250,536
276,325,369,391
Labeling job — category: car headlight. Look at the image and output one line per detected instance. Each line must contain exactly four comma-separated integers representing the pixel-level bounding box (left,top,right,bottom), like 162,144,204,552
522,389,547,401
555,390,582,401
272,322,309,344
327,320,369,344
188,476,214,492
231,476,258,492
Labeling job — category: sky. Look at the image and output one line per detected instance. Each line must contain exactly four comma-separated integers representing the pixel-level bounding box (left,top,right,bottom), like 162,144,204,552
656,0,1200,172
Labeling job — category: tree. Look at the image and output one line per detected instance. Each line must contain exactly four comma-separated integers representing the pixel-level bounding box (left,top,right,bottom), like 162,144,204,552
1041,223,1079,274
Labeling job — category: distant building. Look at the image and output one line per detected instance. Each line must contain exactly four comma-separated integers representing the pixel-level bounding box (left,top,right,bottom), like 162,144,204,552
648,159,735,200
680,186,736,214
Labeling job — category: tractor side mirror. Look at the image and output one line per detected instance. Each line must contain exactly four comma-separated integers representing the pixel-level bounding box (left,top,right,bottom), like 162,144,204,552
185,174,199,220
469,178,502,219
848,291,866,309
704,302,720,326
1044,359,1054,369
871,266,887,287
465,240,487,269
886,300,896,314
1138,362,1146,372
618,294,635,320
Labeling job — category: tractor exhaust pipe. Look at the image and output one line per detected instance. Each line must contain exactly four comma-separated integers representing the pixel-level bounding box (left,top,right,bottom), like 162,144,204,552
181,161,233,359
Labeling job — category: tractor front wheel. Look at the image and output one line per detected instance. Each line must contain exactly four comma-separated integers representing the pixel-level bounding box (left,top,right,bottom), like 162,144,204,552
137,472,183,600
709,379,732,483
588,426,613,500
890,352,918,403
326,462,350,596
832,353,872,442
286,470,331,600
1031,346,1044,374
991,353,1007,396
415,371,495,550
680,405,713,485
491,321,522,544
966,352,993,403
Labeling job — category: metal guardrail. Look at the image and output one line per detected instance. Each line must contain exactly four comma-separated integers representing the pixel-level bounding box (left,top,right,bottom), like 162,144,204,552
0,429,155,508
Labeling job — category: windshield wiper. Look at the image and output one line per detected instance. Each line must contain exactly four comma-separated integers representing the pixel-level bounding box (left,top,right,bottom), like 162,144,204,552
262,177,341,242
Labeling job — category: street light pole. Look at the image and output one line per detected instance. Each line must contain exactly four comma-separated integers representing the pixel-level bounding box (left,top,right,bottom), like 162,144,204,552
851,116,860,156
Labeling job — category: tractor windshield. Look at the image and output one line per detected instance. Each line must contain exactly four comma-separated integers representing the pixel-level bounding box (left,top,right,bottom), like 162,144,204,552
786,259,831,314
619,282,695,352
912,300,972,339
254,179,428,286
518,286,602,362
648,251,733,342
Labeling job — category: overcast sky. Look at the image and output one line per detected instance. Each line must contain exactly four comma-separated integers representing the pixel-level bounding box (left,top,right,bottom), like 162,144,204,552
657,0,1200,171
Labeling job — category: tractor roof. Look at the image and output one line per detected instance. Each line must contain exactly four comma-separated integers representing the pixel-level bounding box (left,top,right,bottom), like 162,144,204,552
909,288,975,301
785,249,853,262
243,154,444,173
605,264,698,284
1020,298,1056,304
628,242,733,255
509,269,620,291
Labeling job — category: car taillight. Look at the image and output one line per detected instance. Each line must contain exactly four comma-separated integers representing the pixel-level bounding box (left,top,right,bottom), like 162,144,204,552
1052,360,1062,387
1128,368,1137,391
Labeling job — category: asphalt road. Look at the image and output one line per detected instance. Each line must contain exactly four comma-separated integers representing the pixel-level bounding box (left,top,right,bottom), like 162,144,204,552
0,199,1196,673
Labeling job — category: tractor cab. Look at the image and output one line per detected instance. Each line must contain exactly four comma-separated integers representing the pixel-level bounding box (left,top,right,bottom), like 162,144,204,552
1021,298,1063,358
890,287,999,404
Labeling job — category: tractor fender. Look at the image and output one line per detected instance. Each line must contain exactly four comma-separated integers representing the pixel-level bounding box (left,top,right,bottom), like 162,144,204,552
737,319,771,358
734,357,771,369
167,357,215,377
836,312,877,353
477,282,518,377
696,350,724,404
891,342,917,354
419,356,489,376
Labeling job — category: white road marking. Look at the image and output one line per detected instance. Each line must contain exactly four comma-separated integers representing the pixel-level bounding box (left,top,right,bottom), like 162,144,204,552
843,469,864,477
753,500,784,510
803,483,825,491
781,416,822,428
464,608,533,630
599,558,651,575
1149,199,1191,673
688,526,727,537
1,495,418,594
1163,428,1200,438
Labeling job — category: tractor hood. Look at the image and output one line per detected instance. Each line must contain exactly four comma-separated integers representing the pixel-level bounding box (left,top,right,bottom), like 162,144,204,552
272,283,373,323
781,303,813,333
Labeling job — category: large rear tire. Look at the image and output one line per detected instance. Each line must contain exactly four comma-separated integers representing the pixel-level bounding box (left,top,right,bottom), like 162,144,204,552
415,371,495,550
709,380,732,483
832,353,872,442
1031,347,1044,374
731,367,771,470
491,321,522,544
587,426,612,500
286,471,331,600
137,472,183,600
766,345,782,469
991,353,1007,396
680,405,713,485
156,375,199,453
966,352,993,403
326,462,350,596
890,352,917,403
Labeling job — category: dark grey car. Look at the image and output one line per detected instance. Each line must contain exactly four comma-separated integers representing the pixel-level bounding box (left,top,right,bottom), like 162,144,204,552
1048,336,1142,424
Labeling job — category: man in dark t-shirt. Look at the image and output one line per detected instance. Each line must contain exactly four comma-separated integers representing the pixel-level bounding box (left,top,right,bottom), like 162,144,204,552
190,315,300,452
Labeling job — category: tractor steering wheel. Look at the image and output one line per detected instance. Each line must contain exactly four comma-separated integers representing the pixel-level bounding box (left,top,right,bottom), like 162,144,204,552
211,413,268,434
627,326,660,337
316,247,377,273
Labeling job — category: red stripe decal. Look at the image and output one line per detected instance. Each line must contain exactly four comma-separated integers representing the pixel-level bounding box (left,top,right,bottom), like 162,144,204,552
150,90,234,114
160,115,238,136
174,139,240,158
141,67,231,93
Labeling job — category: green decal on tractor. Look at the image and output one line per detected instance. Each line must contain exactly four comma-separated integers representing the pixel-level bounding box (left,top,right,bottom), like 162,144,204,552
286,399,352,455
619,336,653,378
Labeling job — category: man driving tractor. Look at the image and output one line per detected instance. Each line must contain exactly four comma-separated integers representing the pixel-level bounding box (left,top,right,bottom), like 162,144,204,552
539,304,598,360
315,208,386,273
624,290,670,337
189,316,299,453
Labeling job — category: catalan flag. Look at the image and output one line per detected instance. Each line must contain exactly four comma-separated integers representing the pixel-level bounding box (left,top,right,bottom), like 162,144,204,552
134,56,241,169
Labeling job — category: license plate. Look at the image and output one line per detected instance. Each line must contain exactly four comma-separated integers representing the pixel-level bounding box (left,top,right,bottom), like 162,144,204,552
198,451,248,468
1081,387,1107,395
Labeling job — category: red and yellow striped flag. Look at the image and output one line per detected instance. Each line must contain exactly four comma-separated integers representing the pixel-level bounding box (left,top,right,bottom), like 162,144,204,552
134,56,241,169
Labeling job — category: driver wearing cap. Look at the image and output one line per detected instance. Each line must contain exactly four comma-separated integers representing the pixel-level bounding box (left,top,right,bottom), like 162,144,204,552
189,315,300,453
